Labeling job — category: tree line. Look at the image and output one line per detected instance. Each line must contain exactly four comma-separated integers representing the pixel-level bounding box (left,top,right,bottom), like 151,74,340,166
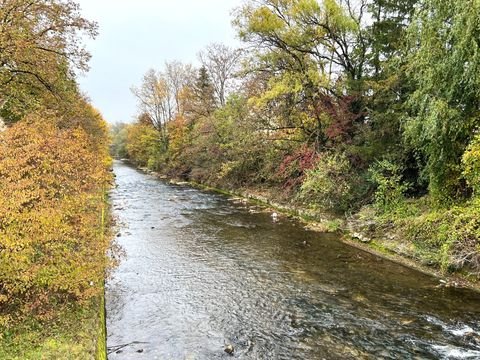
114,0,480,274
0,0,111,329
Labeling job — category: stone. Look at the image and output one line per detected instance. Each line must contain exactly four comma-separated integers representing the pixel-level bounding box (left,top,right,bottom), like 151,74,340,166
224,344,234,355
271,212,279,222
352,232,371,243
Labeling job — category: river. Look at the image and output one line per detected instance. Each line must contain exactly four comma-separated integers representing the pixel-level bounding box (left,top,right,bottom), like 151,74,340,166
106,161,480,359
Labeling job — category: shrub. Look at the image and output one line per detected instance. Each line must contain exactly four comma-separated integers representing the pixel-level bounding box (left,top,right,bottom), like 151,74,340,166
463,133,480,196
276,145,318,193
0,117,111,324
300,152,355,213
369,159,409,212
401,199,480,273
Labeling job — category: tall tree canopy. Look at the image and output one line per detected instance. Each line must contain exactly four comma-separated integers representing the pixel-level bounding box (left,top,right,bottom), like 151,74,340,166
405,0,480,199
199,43,242,106
0,0,97,119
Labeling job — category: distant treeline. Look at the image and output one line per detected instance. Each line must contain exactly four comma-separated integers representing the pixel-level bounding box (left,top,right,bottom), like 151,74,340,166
114,0,480,275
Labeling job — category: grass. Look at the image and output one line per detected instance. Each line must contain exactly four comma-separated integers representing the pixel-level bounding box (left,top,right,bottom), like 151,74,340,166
0,296,106,360
370,196,480,276
96,290,107,360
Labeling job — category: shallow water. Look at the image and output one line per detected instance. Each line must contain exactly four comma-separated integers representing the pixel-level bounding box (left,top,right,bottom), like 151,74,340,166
107,161,480,359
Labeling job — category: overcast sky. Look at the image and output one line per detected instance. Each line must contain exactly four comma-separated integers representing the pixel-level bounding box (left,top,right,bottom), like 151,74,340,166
76,0,243,124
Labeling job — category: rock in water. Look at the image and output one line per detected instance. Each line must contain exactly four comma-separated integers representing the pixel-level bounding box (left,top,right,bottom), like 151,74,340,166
351,232,371,243
224,344,234,355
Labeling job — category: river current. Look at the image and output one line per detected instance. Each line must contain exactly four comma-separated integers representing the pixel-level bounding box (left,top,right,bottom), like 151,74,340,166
107,161,480,359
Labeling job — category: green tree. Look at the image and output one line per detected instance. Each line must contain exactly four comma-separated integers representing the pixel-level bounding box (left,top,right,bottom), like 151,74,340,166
404,0,480,200
186,66,217,118
356,0,418,187
234,0,367,149
110,122,129,159
366,0,416,77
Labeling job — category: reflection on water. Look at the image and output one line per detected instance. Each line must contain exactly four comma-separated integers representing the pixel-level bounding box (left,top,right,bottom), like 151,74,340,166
107,161,480,359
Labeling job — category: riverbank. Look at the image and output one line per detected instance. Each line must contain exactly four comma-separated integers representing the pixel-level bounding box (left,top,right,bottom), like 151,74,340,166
0,297,106,360
137,165,480,292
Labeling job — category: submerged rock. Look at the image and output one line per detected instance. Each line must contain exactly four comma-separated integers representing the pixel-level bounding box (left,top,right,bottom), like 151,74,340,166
436,279,460,288
224,344,234,355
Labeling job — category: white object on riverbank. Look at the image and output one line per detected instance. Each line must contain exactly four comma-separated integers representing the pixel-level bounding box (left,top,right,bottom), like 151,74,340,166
271,212,279,222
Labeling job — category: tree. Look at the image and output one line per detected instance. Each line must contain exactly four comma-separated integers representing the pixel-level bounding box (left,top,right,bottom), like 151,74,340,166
198,43,242,106
184,66,217,119
0,116,111,322
164,60,196,115
233,0,367,149
366,0,416,77
404,0,480,200
131,62,196,148
110,122,129,159
234,0,368,83
131,69,173,146
0,0,97,119
125,122,162,168
356,0,418,181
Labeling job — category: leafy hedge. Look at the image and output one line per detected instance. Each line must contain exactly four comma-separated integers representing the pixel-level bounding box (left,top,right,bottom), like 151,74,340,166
0,116,112,326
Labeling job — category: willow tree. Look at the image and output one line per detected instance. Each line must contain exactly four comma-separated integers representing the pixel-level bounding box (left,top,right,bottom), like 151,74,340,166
405,0,480,200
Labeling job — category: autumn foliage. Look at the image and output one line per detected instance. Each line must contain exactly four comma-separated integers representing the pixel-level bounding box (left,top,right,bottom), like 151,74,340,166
0,116,111,325
111,0,480,275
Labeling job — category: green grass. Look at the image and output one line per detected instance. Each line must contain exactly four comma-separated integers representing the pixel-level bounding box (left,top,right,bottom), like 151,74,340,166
0,296,106,360
96,291,107,360
374,196,480,275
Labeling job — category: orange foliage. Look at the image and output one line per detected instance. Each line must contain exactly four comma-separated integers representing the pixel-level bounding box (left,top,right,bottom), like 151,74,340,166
0,115,111,323
167,115,190,160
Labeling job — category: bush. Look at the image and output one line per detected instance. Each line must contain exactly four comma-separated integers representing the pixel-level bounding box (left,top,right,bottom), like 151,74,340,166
0,117,111,324
400,199,480,273
369,159,409,212
300,152,356,213
276,145,318,193
463,133,480,196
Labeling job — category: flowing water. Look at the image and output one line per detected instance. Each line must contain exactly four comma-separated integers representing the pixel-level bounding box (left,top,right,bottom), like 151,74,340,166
107,161,480,359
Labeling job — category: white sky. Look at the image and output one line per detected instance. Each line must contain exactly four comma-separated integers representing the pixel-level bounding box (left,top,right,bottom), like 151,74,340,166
77,0,243,124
